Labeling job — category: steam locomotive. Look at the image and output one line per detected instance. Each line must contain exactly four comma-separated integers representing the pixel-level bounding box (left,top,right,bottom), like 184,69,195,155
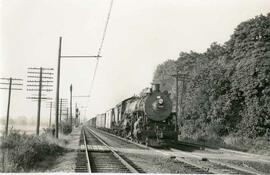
88,84,178,147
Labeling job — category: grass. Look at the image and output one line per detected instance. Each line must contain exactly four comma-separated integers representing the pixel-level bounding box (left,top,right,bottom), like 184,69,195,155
223,136,270,155
0,129,68,172
179,126,270,154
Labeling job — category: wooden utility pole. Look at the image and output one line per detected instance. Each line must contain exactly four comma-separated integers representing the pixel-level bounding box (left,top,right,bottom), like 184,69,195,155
66,107,69,121
75,103,77,126
171,71,189,132
49,101,52,127
70,84,73,129
0,77,23,136
176,71,179,131
54,37,101,138
27,67,54,135
6,78,12,136
46,98,68,130
180,77,186,124
36,67,43,135
58,98,68,126
60,98,62,125
55,37,62,138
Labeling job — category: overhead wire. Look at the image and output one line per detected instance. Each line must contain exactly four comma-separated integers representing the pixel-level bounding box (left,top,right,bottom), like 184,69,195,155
85,0,114,116
91,0,114,92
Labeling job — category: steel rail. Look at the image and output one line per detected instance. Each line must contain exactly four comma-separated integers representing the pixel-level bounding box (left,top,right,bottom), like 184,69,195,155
86,127,139,173
88,127,213,173
93,127,259,174
89,126,148,149
82,129,92,173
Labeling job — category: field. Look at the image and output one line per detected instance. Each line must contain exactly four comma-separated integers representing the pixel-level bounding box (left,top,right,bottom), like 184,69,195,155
0,124,48,136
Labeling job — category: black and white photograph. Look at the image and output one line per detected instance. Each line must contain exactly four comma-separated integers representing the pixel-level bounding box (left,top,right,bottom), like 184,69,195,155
0,0,270,174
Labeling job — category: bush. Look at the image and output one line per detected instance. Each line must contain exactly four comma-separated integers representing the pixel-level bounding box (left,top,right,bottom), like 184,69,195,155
1,129,66,172
60,121,72,135
1,129,28,149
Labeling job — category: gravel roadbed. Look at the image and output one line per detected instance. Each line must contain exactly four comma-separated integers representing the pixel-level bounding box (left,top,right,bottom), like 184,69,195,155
34,127,81,172
218,159,270,174
91,128,210,173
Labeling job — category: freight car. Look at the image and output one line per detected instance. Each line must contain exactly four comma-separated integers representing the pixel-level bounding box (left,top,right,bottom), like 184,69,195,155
88,84,177,147
96,113,106,128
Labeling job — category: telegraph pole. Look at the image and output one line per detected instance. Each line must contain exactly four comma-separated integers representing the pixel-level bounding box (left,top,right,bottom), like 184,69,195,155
6,78,12,136
49,101,52,127
180,77,186,123
59,98,68,126
70,84,73,129
171,71,189,132
36,67,43,135
46,98,68,130
27,67,54,135
176,71,179,131
66,107,69,121
0,77,23,136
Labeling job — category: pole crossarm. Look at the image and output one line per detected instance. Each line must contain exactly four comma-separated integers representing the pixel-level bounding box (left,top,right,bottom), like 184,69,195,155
26,67,54,136
27,97,53,100
61,55,101,58
0,78,23,81
27,89,53,91
0,83,23,86
48,102,68,105
28,67,54,70
52,102,69,105
72,95,90,98
0,88,22,90
27,72,54,75
28,76,53,79
27,80,53,83
27,84,53,87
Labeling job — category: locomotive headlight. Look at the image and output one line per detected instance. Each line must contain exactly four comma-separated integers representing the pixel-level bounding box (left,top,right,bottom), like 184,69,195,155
158,98,164,104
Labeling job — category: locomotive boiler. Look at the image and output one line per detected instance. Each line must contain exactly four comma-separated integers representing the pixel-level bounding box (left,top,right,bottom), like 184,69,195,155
89,84,177,147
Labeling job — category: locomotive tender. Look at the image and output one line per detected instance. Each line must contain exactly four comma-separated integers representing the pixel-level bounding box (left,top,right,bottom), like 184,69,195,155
88,84,177,147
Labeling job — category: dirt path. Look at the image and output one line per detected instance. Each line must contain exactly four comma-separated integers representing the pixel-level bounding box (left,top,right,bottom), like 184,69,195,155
34,127,81,172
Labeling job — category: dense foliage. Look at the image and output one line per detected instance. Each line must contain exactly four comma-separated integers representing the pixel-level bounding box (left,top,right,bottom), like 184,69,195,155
153,14,270,140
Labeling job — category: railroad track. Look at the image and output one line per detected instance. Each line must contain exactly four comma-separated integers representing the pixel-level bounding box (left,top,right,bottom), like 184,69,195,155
88,127,264,174
88,127,210,174
75,126,141,173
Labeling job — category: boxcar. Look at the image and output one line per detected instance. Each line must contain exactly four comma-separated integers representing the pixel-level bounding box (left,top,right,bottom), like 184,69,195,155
105,108,114,129
96,113,106,128
88,117,96,128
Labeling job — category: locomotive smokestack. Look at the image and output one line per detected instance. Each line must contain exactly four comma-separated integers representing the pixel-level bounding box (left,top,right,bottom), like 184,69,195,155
152,83,160,92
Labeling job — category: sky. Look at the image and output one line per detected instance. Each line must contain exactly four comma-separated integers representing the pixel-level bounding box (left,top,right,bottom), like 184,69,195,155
1,0,270,126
